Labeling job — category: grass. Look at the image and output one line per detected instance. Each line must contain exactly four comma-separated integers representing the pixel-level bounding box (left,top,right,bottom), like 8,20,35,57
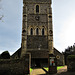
30,68,33,72
57,66,64,70
30,66,64,73
44,67,48,71
44,66,64,71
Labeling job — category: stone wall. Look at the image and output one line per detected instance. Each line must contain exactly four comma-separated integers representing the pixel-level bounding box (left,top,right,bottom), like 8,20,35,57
28,50,49,58
11,48,21,59
0,54,30,75
54,48,64,66
23,0,51,4
27,14,47,24
27,35,48,49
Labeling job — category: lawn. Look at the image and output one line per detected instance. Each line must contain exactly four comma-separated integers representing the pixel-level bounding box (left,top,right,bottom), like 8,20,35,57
30,68,33,72
30,66,64,72
44,66,64,71
57,66,64,70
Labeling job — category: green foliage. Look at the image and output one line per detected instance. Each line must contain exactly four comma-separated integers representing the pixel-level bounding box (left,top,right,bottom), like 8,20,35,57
67,55,75,60
0,54,1,59
0,51,10,59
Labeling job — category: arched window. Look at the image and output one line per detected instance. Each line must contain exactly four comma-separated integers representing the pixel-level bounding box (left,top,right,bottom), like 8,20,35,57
42,28,44,35
36,28,39,35
30,28,33,35
36,5,39,13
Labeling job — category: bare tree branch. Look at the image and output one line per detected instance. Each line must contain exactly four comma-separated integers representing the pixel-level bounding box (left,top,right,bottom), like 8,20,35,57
0,15,3,20
0,0,4,21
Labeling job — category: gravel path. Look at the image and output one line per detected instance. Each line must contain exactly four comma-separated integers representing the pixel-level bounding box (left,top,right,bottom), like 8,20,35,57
30,68,46,75
57,66,67,73
54,66,75,75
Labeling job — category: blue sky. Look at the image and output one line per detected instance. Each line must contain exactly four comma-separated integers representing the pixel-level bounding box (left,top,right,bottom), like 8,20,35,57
0,0,75,55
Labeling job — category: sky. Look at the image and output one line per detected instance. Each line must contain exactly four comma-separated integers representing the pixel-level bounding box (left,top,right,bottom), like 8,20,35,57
0,0,75,55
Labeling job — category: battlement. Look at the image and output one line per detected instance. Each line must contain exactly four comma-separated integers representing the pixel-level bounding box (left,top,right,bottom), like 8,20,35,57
23,0,51,4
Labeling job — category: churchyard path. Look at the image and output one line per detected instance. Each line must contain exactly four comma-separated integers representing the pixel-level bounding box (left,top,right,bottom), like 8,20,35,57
57,66,67,73
30,68,46,75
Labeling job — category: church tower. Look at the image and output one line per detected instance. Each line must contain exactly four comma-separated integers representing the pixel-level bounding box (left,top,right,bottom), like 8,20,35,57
21,0,54,62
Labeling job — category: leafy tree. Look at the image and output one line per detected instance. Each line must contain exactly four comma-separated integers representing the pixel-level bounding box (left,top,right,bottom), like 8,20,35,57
0,54,2,59
1,51,10,59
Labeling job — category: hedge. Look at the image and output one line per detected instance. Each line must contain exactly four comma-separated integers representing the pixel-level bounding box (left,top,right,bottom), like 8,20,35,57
67,55,75,60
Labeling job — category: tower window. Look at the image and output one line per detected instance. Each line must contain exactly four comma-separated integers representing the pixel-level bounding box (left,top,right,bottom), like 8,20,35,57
36,5,39,13
30,28,33,35
36,28,39,35
22,30,26,33
42,28,44,35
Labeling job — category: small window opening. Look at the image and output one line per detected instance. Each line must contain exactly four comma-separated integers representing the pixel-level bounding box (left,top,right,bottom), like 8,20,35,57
42,28,44,35
36,5,39,13
30,28,33,35
36,28,39,35
22,30,26,33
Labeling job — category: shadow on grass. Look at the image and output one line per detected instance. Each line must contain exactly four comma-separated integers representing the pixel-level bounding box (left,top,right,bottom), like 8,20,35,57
38,67,75,75
38,71,75,75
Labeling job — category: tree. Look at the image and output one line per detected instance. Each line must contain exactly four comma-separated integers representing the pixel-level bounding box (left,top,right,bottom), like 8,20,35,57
1,51,10,59
0,0,4,21
0,54,2,59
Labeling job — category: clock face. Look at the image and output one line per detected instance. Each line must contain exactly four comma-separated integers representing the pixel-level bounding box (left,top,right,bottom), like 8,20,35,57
35,16,40,21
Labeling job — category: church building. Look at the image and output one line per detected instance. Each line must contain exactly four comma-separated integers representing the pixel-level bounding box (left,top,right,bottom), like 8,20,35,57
11,0,64,67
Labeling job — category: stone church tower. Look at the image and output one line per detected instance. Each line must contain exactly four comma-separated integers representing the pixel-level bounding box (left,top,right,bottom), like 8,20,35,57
21,0,53,57
11,0,64,67
21,0,53,67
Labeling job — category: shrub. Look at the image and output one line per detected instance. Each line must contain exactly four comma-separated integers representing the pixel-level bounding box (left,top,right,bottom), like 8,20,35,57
0,51,10,59
67,55,75,60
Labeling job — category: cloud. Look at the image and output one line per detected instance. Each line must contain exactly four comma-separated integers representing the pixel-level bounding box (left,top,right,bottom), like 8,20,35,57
56,13,75,52
53,0,75,52
0,0,22,55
